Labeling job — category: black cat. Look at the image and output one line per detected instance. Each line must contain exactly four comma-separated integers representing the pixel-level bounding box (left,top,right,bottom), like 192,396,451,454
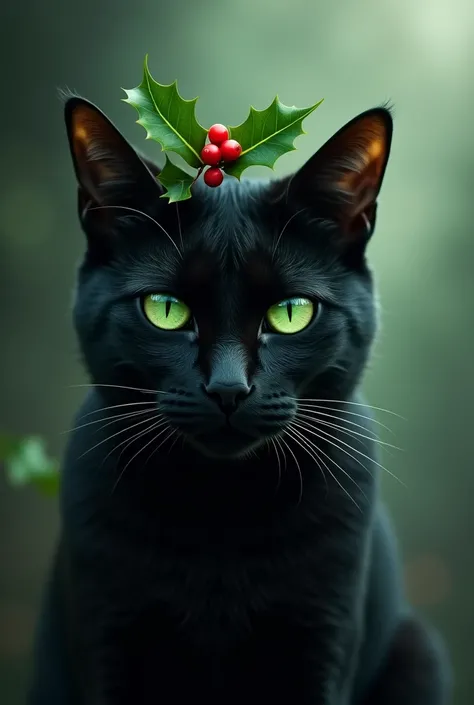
28,97,451,705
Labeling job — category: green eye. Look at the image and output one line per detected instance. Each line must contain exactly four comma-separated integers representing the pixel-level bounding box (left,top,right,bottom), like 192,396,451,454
266,297,314,334
143,294,191,330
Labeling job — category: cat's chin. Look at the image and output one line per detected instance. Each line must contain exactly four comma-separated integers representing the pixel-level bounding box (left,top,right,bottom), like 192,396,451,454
186,427,264,460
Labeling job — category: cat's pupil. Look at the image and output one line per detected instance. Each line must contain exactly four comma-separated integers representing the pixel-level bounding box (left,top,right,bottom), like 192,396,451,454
286,302,293,322
165,299,172,318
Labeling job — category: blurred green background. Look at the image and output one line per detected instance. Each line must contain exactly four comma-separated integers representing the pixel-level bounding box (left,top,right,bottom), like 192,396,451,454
1,0,473,702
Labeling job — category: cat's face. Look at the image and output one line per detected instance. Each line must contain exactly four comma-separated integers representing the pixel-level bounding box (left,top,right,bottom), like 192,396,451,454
65,98,392,459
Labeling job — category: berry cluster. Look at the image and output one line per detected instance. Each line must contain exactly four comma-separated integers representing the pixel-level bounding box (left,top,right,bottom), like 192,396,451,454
201,124,242,188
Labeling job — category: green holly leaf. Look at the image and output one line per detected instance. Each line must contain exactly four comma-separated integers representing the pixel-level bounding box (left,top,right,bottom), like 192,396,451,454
123,55,207,169
0,434,59,496
226,97,324,179
158,155,196,203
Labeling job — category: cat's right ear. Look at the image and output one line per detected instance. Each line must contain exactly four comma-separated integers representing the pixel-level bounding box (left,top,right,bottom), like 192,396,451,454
64,97,162,223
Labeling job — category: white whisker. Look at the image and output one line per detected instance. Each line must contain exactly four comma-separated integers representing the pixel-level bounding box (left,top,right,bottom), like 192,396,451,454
175,202,183,252
79,401,157,419
62,407,154,435
69,383,166,395
77,413,164,461
88,205,183,258
278,434,303,504
296,412,401,451
295,417,405,487
112,421,172,493
269,438,282,493
100,416,166,469
284,426,328,494
296,404,395,436
271,208,308,259
290,423,365,509
290,397,405,420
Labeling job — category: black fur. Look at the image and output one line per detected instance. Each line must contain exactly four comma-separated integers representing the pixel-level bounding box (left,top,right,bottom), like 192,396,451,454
28,97,451,704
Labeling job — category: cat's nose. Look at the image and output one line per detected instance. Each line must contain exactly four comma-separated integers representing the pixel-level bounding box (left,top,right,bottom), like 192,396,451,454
202,382,254,416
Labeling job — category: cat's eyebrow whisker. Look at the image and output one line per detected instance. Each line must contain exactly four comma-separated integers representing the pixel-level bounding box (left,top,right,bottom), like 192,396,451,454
271,208,308,259
296,404,395,436
175,202,183,252
277,434,303,505
290,423,365,510
88,205,183,259
61,407,155,435
112,421,172,494
69,383,167,395
290,397,406,420
295,416,406,487
296,412,401,451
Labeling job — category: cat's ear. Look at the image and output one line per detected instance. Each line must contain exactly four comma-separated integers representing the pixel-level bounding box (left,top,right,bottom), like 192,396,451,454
284,107,392,244
64,96,162,219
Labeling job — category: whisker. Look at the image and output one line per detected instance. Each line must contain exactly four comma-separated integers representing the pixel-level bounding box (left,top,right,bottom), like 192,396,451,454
274,435,288,474
290,423,365,509
143,426,178,467
175,202,183,252
290,397,405,420
296,412,401,451
79,401,157,419
269,438,282,493
295,417,406,487
62,407,155,435
69,383,166,395
296,404,395,436
112,422,171,493
271,208,308,259
278,435,303,505
284,426,328,495
100,416,166,469
76,413,164,461
88,205,183,259
167,429,181,455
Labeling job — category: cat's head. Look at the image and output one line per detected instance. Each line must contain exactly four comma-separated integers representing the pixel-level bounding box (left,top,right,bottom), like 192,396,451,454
65,96,392,459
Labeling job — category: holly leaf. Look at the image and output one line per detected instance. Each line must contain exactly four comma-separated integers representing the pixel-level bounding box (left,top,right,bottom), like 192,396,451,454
0,434,59,496
123,55,207,169
226,97,324,179
158,156,196,203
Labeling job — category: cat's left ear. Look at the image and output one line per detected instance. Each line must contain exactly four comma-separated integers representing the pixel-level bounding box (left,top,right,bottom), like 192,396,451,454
64,96,162,219
283,107,393,244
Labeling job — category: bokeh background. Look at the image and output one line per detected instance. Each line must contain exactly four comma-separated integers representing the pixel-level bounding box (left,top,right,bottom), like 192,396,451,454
1,0,473,702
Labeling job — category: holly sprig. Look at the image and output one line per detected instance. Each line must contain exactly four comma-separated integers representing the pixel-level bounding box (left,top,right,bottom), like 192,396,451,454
123,56,323,202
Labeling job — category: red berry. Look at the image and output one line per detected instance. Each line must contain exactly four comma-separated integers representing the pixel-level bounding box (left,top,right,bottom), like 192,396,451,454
220,139,242,162
204,167,224,188
208,123,229,145
201,143,221,166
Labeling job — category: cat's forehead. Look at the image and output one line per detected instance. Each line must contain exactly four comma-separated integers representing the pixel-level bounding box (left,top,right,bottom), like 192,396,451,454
136,180,343,300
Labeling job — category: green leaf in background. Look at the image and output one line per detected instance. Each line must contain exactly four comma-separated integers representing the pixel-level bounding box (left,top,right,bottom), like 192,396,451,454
226,97,324,179
123,55,207,169
0,434,59,496
158,156,196,203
